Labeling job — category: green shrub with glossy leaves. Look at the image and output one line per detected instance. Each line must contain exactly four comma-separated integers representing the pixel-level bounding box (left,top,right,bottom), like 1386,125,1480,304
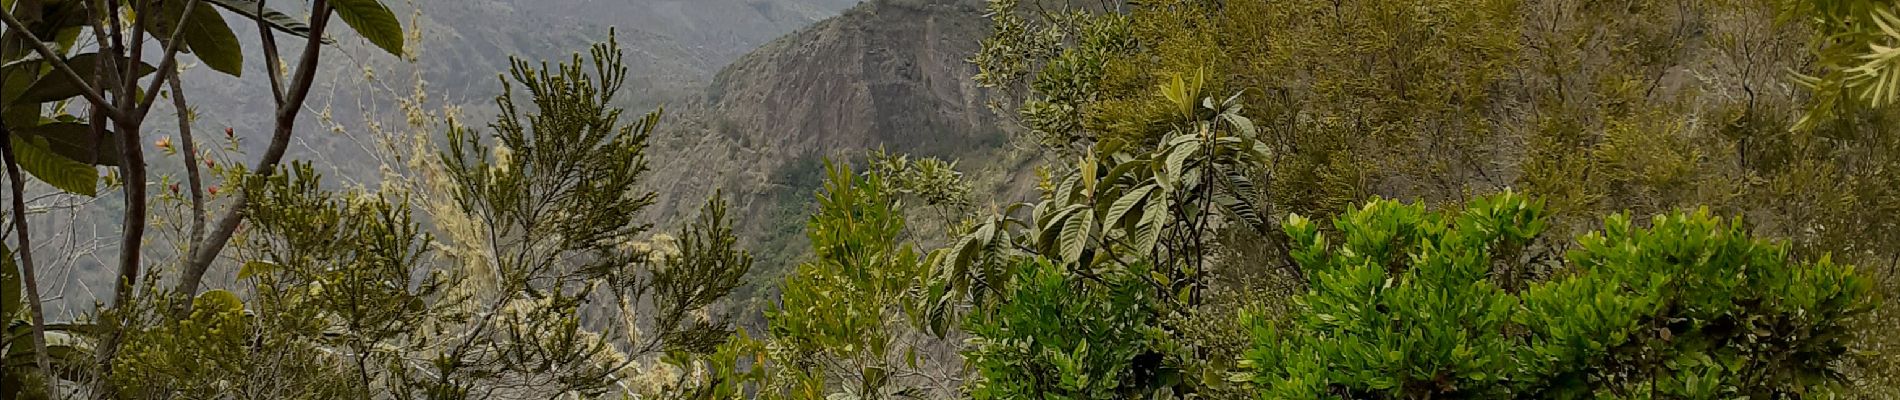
962,257,1165,400
1245,193,1873,399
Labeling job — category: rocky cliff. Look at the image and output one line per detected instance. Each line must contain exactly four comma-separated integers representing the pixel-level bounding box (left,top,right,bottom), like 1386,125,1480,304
643,0,1009,290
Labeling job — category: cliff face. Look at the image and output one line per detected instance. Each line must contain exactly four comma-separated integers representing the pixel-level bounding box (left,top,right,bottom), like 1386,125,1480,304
702,0,999,155
643,0,1006,281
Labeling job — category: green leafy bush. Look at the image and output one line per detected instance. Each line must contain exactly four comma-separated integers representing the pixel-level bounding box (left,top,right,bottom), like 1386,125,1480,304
963,258,1165,400
764,161,937,399
1245,193,1873,399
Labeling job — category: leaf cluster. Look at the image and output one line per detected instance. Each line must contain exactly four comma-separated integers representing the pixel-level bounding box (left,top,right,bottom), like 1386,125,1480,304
1245,194,1873,399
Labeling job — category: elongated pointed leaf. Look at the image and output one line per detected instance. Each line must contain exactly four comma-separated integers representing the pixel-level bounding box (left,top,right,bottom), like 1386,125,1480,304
1222,168,1257,199
1102,159,1148,187
10,135,97,196
1163,140,1200,186
204,0,316,38
1058,208,1094,265
1054,173,1081,203
181,3,244,76
0,51,47,70
17,53,156,104
1105,184,1157,230
1038,205,1086,254
1213,191,1266,233
13,122,120,166
1221,111,1256,137
1133,190,1170,254
331,0,405,56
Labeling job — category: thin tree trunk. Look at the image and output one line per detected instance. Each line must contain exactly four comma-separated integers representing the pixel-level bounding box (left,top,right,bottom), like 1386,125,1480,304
2,121,63,399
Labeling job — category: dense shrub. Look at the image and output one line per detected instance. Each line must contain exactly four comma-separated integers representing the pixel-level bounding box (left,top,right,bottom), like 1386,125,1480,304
1244,193,1873,399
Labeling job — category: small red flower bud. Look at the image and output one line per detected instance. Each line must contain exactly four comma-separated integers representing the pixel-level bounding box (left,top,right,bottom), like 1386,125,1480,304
208,186,220,196
169,183,180,194
224,127,235,138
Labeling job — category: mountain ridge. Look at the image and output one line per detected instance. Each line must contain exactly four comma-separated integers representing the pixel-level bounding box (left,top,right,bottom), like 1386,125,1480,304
642,0,1012,298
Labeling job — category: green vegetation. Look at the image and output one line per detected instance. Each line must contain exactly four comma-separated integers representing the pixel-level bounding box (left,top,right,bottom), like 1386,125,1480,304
1249,195,1869,399
5,0,1899,398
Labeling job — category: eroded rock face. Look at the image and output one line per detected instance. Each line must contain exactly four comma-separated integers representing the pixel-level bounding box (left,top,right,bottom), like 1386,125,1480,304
703,0,997,156
642,0,1005,282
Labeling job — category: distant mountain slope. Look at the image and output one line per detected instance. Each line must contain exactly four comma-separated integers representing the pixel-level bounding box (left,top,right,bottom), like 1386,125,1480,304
702,0,998,154
176,0,859,127
33,0,862,312
642,0,1009,296
44,0,1003,311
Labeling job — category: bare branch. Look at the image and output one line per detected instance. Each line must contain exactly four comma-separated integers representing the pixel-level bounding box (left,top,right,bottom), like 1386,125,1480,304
257,0,286,104
171,74,207,246
124,0,150,108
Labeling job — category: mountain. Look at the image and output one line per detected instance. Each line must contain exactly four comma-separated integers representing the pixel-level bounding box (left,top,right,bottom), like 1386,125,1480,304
35,0,1016,313
157,0,861,180
33,0,869,313
641,0,1013,298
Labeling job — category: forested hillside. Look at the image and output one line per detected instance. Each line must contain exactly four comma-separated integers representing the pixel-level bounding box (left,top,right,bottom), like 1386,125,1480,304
4,0,1899,399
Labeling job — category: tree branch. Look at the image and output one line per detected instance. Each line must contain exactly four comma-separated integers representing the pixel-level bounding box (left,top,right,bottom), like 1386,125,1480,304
170,74,207,246
124,0,150,109
256,0,286,104
135,0,205,118
88,0,149,392
178,0,334,300
0,8,125,121
2,120,63,400
96,0,204,373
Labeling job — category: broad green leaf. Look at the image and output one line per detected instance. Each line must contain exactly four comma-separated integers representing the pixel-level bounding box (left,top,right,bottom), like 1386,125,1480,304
2,60,41,107
1058,208,1094,265
237,260,281,280
1,104,36,128
1101,159,1147,188
1038,205,1086,253
1163,139,1200,186
330,0,405,56
1222,168,1257,198
16,53,157,104
1220,110,1256,137
192,289,244,312
1105,184,1157,230
947,220,999,285
10,135,97,196
180,2,244,77
204,0,318,38
1212,191,1265,233
13,122,119,166
1133,190,1169,254
1054,173,1080,203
